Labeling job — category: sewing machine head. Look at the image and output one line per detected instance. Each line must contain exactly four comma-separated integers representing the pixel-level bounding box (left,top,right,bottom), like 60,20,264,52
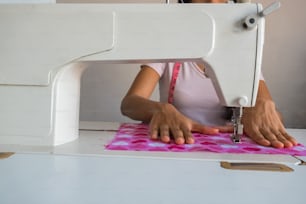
0,2,279,146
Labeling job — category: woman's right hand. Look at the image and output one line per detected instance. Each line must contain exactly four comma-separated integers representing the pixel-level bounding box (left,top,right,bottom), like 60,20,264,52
149,103,231,145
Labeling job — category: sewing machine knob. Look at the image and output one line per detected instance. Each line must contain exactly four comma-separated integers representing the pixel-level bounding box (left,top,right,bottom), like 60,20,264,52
243,15,258,30
238,96,248,106
243,2,281,30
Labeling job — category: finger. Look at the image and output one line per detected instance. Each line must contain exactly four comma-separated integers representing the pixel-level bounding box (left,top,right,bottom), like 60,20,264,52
270,139,285,149
274,131,298,148
149,125,159,140
160,125,170,143
170,127,185,145
247,128,271,146
260,129,284,148
181,128,194,144
282,132,298,146
274,132,293,148
192,123,219,135
213,125,234,133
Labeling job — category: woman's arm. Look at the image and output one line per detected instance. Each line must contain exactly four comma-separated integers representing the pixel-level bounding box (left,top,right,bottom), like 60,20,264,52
121,65,161,122
242,80,298,148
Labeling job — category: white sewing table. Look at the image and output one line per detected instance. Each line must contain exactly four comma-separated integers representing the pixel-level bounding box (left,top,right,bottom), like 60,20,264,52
0,121,305,204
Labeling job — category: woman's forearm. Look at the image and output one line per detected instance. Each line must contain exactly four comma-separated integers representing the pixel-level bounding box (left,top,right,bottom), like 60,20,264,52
121,95,167,123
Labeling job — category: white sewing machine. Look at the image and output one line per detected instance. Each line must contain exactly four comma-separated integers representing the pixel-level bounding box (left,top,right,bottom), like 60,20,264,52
0,2,305,204
0,1,277,146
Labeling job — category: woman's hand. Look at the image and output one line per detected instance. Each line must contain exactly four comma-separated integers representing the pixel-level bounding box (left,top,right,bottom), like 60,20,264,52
242,99,297,148
149,103,232,145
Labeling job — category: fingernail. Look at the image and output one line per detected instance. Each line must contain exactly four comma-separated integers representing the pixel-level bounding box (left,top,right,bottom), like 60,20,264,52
161,136,170,143
187,137,194,144
176,137,185,145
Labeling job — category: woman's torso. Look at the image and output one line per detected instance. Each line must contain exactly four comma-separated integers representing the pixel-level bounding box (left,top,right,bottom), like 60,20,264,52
147,62,227,126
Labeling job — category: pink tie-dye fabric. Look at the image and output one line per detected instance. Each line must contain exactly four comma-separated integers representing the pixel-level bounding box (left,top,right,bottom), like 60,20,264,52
105,123,306,156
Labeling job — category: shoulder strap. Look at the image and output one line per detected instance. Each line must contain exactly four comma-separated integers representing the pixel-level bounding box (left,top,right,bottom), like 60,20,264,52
168,62,181,104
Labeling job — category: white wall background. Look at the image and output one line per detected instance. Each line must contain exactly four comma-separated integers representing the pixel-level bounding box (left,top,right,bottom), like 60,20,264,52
66,0,306,128
254,0,306,128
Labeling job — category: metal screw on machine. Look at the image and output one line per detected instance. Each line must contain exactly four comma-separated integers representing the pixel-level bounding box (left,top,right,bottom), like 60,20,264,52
243,1,281,30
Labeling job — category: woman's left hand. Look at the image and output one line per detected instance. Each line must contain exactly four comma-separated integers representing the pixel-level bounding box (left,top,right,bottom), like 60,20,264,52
242,99,298,148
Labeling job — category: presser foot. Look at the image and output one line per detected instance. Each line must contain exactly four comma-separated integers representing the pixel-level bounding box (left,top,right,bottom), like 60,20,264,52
231,122,243,143
230,107,244,144
231,134,242,143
